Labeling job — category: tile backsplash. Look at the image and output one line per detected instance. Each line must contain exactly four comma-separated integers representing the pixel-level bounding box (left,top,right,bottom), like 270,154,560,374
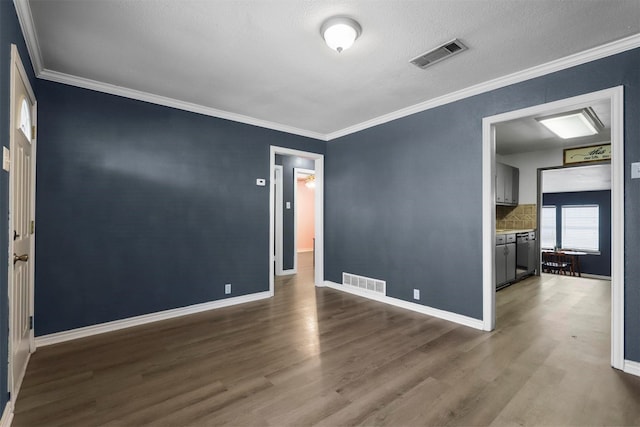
497,204,537,230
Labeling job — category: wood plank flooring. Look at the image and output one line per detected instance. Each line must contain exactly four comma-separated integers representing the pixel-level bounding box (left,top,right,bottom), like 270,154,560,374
13,253,640,426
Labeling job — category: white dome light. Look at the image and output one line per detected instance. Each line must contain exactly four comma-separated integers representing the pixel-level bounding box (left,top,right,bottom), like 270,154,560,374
321,17,362,53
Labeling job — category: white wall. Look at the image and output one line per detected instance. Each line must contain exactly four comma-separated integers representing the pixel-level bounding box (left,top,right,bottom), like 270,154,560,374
497,148,563,204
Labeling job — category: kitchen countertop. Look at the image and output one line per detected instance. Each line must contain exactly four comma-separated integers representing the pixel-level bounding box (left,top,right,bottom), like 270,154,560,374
496,228,535,235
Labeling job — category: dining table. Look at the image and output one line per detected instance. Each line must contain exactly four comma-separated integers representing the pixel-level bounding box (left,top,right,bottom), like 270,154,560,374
541,249,587,277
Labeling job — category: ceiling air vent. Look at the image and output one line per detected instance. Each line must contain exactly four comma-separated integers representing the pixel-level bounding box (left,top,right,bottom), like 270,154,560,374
410,39,468,69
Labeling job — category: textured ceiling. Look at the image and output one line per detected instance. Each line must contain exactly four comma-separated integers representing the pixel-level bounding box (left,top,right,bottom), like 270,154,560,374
22,0,640,139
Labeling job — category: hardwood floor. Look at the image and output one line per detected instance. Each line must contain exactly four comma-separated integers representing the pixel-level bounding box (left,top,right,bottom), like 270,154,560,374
14,253,640,426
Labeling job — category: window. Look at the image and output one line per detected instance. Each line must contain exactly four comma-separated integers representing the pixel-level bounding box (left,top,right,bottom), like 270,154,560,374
18,98,31,141
561,205,599,252
540,206,556,249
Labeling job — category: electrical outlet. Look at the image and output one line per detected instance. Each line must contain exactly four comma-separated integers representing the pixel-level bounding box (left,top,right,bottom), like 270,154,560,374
413,289,420,300
225,284,232,295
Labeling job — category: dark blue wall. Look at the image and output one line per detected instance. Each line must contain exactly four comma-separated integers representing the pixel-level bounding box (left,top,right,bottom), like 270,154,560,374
275,155,314,270
34,80,324,336
543,191,611,276
0,0,36,408
325,48,640,362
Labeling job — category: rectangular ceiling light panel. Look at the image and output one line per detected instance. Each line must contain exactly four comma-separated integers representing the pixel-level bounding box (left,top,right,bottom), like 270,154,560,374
536,108,603,139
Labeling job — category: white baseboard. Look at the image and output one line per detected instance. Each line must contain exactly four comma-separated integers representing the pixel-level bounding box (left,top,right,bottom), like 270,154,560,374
0,402,13,427
581,273,612,280
276,269,296,276
624,360,640,377
35,291,271,347
323,281,484,330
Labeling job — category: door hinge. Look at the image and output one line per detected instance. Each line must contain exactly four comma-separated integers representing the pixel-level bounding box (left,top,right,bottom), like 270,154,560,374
29,316,33,330
30,220,35,234
31,125,36,138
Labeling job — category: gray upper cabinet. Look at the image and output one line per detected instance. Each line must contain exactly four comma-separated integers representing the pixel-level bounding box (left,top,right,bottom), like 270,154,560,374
496,162,519,206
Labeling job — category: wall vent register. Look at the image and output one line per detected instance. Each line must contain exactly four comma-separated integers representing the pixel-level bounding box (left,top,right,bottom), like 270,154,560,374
342,272,386,296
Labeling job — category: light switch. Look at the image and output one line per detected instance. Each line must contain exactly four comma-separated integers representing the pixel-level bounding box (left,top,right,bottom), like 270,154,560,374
256,178,266,186
2,147,9,172
286,202,291,209
632,162,640,179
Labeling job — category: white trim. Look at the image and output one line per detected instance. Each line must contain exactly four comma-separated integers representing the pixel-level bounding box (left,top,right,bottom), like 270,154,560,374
10,352,30,404
269,147,324,296
326,34,640,140
324,281,483,330
29,102,38,355
482,87,625,370
624,360,640,377
0,402,13,427
35,291,270,347
274,165,284,275
313,157,324,286
610,86,625,370
12,0,640,142
580,273,612,280
12,0,43,75
482,118,496,331
293,167,315,273
279,269,296,276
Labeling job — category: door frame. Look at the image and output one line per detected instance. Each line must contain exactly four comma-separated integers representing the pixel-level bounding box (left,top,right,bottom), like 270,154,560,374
274,165,284,275
269,147,324,295
8,44,38,399
292,167,315,272
482,86,624,370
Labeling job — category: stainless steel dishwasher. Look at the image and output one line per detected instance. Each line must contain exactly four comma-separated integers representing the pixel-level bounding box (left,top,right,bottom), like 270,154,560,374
516,231,536,279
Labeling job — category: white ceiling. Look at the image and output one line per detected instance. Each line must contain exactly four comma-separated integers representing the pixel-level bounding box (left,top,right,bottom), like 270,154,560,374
20,0,640,139
542,164,611,193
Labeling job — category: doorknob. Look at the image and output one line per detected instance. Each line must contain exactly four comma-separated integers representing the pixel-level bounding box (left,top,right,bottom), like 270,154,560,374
13,253,28,265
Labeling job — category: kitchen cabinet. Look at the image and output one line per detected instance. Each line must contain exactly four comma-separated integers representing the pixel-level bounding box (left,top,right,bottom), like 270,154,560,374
496,163,519,206
496,234,516,289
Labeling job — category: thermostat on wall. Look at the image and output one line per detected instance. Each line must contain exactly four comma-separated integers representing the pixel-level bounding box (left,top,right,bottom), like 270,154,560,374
256,178,266,186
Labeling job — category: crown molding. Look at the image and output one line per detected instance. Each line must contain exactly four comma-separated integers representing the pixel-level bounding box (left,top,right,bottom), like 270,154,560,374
326,33,640,140
12,0,640,142
13,0,43,74
37,69,327,141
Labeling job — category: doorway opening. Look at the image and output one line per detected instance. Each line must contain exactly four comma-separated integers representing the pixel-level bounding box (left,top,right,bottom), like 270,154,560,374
293,167,315,274
538,164,611,279
482,86,624,370
269,147,324,296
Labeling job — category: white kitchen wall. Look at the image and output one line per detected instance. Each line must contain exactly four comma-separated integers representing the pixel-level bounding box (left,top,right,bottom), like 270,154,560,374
498,148,563,203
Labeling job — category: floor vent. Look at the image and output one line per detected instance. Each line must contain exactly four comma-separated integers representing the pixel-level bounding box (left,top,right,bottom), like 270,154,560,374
342,272,386,295
410,38,467,69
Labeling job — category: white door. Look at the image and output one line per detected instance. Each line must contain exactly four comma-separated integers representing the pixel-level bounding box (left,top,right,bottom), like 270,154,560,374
9,45,36,398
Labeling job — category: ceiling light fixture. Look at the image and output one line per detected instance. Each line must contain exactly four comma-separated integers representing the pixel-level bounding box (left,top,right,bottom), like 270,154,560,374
536,108,603,139
320,16,361,53
305,175,316,188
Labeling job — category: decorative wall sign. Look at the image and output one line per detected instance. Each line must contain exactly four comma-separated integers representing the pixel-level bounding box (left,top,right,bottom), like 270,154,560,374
563,143,611,165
